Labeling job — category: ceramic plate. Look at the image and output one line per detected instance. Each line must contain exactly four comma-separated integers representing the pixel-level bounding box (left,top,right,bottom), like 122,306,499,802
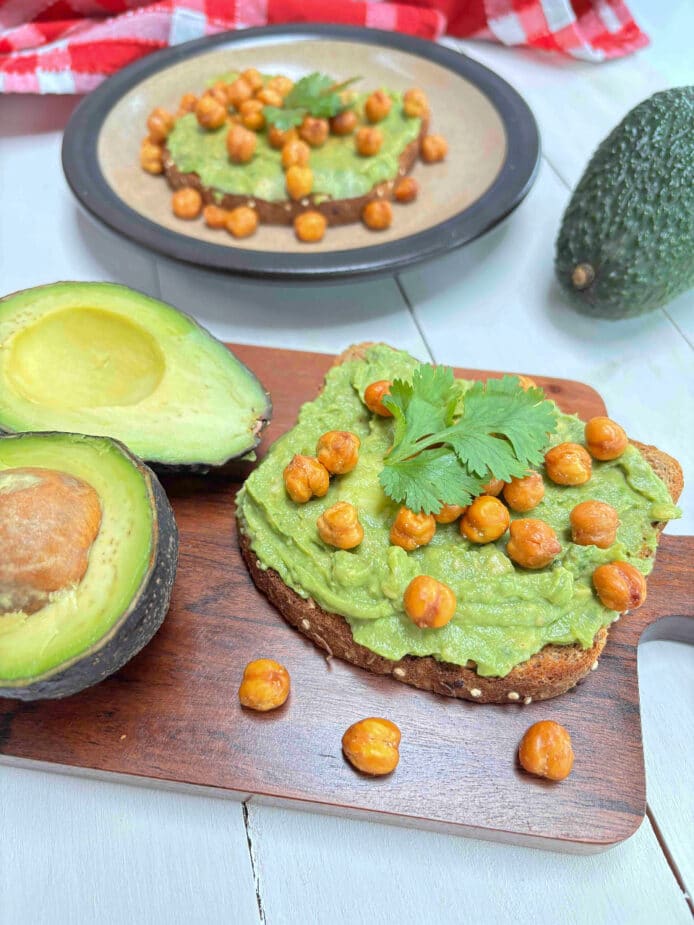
62,24,540,281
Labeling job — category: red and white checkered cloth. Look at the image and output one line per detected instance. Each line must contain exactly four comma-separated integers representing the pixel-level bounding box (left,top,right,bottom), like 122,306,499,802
0,1,648,94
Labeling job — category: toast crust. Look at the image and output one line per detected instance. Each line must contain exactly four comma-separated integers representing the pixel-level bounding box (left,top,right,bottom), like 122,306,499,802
163,120,428,227
238,345,683,704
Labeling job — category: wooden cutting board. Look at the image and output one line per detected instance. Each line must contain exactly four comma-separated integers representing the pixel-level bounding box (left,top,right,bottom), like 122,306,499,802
1,345,691,853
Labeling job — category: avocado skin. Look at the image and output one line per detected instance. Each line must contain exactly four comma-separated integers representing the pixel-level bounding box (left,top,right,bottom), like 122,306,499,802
555,87,694,319
0,434,179,701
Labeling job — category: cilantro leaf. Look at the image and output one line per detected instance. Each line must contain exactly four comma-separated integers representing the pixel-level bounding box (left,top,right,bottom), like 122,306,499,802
378,367,557,514
263,72,359,128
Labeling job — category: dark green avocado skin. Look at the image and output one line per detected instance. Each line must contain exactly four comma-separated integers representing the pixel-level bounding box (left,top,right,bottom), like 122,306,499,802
555,87,694,319
0,435,179,701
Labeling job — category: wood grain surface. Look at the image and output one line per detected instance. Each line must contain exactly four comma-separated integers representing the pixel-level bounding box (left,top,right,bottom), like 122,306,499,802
0,345,690,852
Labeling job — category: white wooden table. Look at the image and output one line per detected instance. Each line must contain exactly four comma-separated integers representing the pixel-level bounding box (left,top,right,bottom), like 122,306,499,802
0,2,692,921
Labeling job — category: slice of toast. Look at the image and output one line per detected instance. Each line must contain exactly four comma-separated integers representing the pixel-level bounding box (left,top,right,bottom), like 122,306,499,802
163,119,427,228
239,345,683,704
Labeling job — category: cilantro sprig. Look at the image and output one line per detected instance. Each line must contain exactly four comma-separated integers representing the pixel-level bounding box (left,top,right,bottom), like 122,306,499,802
379,365,557,515
263,72,359,131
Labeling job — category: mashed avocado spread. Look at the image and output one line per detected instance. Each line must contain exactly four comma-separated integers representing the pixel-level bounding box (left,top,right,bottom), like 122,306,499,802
166,90,421,202
237,346,680,677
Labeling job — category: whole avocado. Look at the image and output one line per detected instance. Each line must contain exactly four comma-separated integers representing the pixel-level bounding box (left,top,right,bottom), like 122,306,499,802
555,87,694,319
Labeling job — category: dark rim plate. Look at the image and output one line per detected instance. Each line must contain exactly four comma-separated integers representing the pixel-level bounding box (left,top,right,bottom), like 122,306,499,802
62,24,540,282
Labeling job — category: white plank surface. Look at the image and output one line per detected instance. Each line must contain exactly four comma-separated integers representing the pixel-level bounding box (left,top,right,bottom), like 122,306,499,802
0,765,261,925
246,801,691,925
0,2,693,920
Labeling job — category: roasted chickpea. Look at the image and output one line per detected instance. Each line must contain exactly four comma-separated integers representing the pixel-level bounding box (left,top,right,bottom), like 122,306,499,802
394,177,418,203
225,206,258,239
518,721,574,781
460,496,510,544
140,138,164,174
226,124,256,164
507,519,561,569
268,125,298,149
146,106,174,143
403,88,428,118
433,504,466,525
317,501,364,550
177,92,198,115
362,200,392,231
592,561,647,612
172,187,202,220
256,87,284,109
316,430,360,474
285,165,313,200
363,380,392,417
330,110,358,136
517,375,537,391
390,507,436,552
480,477,505,497
544,443,592,486
281,138,310,169
342,717,401,776
570,500,619,548
299,116,329,148
241,68,264,92
238,659,290,712
421,134,448,163
203,204,229,229
208,82,230,107
585,416,628,461
266,75,294,98
239,98,265,131
283,454,330,503
404,575,456,629
365,89,392,123
503,471,545,513
356,126,383,157
294,210,326,244
195,94,227,130
227,77,253,109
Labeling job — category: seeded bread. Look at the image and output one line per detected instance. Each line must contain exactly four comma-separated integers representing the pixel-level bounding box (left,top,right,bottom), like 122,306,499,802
163,118,428,227
238,344,683,704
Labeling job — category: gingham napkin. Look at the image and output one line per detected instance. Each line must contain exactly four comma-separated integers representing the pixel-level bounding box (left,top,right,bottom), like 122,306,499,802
0,1,648,94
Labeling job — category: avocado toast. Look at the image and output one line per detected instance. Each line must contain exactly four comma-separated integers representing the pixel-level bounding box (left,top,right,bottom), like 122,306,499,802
237,344,682,704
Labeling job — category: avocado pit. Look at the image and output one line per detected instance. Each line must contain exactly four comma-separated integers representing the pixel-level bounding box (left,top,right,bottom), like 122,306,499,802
0,467,102,614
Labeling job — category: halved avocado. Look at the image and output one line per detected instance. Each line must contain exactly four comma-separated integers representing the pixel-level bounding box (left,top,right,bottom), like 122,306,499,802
0,432,178,700
0,282,271,469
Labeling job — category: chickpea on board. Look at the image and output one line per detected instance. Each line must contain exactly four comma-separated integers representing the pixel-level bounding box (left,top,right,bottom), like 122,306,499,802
503,471,545,513
342,718,401,776
294,211,326,244
518,721,574,781
421,134,448,163
330,110,357,136
403,88,428,118
433,503,466,524
365,90,392,123
363,380,392,416
356,126,383,157
570,500,619,548
195,95,226,130
317,502,364,550
460,496,509,544
257,87,284,109
239,98,265,131
299,117,329,148
285,165,313,200
394,177,419,203
241,68,264,92
592,561,647,612
480,477,505,497
203,204,229,229
404,575,456,629
226,124,256,164
281,139,311,170
268,125,298,149
227,77,253,109
283,454,330,503
239,659,290,712
140,138,164,174
390,506,436,551
316,431,360,474
146,107,174,143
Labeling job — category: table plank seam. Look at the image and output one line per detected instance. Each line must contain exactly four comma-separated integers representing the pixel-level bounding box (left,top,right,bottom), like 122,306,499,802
394,274,436,361
646,805,694,912
243,798,268,925
663,309,694,352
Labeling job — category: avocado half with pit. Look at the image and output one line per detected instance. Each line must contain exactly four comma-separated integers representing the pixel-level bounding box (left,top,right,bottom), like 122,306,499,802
0,431,178,700
0,282,271,469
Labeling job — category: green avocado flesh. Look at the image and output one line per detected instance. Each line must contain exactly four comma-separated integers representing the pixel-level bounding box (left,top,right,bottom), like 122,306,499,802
237,345,680,678
0,282,270,467
0,433,153,683
166,90,422,201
